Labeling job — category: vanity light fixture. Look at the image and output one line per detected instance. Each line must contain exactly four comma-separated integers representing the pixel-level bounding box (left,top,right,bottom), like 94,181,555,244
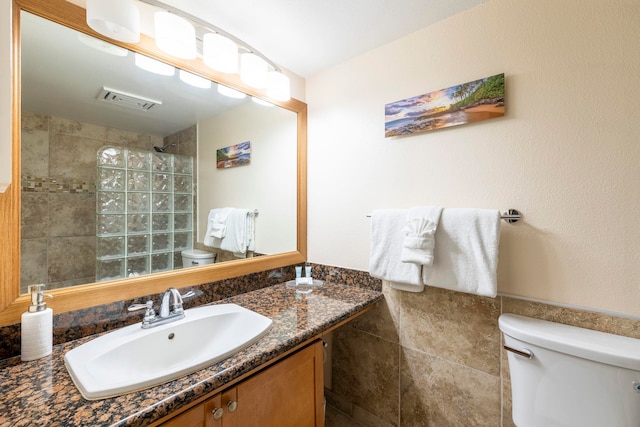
86,0,140,43
251,97,274,107
266,70,291,102
77,33,129,57
154,12,197,59
240,52,268,89
179,70,212,89
203,33,238,74
85,0,292,101
134,53,175,76
217,84,247,99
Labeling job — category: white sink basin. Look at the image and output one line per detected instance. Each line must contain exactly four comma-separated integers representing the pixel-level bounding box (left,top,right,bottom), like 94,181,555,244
64,304,272,400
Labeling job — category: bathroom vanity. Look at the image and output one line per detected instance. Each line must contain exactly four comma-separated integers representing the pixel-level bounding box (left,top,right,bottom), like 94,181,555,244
160,340,323,426
0,282,382,426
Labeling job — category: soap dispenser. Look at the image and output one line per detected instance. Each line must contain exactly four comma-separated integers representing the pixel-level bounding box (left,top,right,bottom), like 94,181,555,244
21,284,53,362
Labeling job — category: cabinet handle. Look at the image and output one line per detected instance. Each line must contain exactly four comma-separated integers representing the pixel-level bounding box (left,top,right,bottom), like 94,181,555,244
227,400,238,413
212,407,224,420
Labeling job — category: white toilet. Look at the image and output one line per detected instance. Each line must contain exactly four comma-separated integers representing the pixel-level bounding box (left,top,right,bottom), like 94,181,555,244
499,313,640,427
181,249,215,268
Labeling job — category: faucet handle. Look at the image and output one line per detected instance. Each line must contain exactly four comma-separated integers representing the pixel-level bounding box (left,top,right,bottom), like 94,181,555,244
171,289,196,315
181,290,196,299
128,300,156,324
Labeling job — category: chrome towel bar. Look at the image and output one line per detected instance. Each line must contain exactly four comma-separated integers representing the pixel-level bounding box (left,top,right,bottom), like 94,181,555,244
501,209,522,223
366,208,523,223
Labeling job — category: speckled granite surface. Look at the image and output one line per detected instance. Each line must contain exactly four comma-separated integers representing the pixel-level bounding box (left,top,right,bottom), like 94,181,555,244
0,267,295,360
0,264,380,360
0,282,383,427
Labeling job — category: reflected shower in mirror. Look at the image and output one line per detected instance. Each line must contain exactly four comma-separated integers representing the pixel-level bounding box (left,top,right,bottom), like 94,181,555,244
20,11,298,293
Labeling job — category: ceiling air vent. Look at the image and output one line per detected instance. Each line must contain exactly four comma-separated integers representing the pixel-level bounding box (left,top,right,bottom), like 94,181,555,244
97,87,162,111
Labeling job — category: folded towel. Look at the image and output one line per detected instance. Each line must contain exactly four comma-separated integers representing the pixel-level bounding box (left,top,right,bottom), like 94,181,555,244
401,206,443,266
386,280,425,292
423,208,500,297
210,208,231,238
203,208,231,247
369,209,423,291
220,208,255,257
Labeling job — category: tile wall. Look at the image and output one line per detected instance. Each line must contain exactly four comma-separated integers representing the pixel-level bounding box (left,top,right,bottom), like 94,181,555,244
326,281,640,427
20,111,196,292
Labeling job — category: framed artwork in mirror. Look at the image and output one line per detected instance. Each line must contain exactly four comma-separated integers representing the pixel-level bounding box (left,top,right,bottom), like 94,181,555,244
217,141,251,169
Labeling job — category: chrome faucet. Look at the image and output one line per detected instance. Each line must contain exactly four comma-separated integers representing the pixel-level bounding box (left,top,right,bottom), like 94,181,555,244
128,288,195,329
160,287,185,318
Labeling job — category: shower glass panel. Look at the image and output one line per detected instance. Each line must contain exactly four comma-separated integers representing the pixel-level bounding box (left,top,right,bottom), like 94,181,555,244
96,147,193,281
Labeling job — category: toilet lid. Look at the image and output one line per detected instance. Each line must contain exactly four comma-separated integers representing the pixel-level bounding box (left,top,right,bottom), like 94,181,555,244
181,249,214,259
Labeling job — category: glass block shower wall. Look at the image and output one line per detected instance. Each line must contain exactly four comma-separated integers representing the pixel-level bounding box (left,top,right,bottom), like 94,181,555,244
95,147,193,281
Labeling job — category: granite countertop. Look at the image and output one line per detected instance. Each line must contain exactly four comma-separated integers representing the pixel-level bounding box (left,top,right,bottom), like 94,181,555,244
0,282,383,427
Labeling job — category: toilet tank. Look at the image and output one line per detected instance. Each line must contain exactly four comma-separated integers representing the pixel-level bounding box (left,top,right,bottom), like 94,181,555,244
499,314,640,427
181,249,215,268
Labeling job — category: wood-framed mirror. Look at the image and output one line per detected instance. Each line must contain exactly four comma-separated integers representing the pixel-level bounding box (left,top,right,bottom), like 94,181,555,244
0,0,307,325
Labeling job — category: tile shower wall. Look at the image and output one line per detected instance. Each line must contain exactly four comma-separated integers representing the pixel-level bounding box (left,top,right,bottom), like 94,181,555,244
162,125,198,251
326,278,640,427
20,111,197,292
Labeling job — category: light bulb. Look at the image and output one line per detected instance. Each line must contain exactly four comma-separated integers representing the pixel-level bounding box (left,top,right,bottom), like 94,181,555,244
179,70,212,89
240,53,268,88
252,97,274,107
154,12,196,59
218,85,247,99
77,33,128,57
134,53,175,76
266,71,291,101
86,0,140,43
203,33,238,74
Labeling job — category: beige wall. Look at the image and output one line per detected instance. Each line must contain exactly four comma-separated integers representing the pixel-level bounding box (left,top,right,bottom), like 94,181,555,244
197,101,298,256
306,0,640,317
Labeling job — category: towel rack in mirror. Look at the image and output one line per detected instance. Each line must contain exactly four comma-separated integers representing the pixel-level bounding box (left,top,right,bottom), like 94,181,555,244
365,208,523,223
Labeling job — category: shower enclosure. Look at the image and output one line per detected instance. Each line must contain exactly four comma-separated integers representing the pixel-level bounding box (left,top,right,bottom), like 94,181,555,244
95,146,194,281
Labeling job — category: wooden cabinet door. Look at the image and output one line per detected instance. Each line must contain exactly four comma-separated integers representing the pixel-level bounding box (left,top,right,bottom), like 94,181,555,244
160,393,222,427
227,340,324,427
160,341,323,427
160,402,206,427
204,393,223,427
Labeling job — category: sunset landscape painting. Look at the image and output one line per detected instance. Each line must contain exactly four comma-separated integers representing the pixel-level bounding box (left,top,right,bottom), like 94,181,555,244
216,141,251,169
385,73,505,137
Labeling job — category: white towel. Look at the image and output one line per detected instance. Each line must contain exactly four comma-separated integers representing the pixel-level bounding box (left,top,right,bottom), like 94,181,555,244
369,209,423,291
203,208,232,247
424,208,500,297
401,206,443,266
220,209,255,258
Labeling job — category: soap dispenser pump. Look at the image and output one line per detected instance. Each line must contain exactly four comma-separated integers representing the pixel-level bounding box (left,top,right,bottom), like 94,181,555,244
21,284,53,361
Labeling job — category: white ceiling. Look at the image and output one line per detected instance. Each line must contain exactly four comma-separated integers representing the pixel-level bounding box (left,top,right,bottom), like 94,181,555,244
22,1,488,136
22,12,250,137
160,0,487,78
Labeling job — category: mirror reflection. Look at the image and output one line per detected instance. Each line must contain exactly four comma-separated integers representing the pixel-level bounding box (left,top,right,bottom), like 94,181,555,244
20,12,297,293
